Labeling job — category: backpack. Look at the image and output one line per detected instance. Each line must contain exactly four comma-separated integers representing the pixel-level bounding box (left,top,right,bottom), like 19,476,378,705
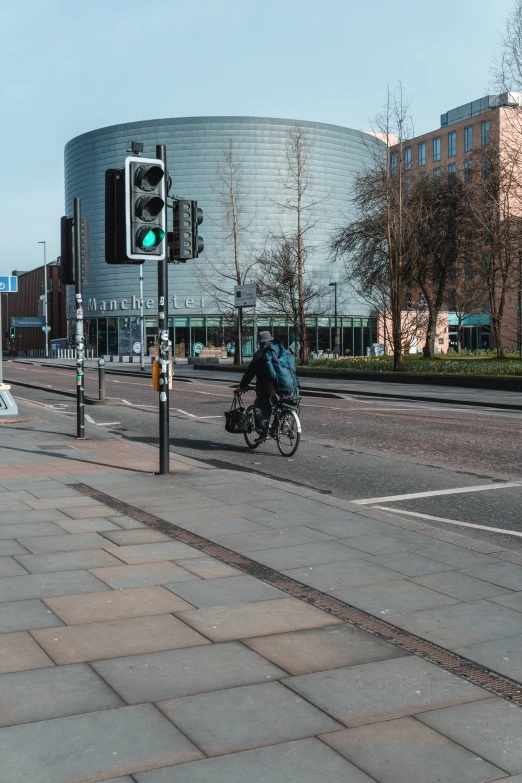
265,344,299,398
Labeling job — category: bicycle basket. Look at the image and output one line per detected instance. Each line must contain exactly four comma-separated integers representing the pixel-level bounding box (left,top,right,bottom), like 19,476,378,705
224,398,253,434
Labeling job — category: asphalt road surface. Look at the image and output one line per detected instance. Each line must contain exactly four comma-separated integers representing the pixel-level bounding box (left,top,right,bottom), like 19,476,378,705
5,361,522,543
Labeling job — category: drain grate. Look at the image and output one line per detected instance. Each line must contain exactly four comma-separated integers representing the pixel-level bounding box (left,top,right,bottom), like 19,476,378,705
71,482,522,707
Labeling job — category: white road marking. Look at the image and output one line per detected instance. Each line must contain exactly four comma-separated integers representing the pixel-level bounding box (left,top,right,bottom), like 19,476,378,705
373,505,522,539
353,482,522,505
121,400,133,406
95,422,121,426
175,409,221,419
85,414,95,424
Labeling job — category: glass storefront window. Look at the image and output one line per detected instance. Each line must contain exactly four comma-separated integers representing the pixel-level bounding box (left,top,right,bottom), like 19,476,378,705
118,317,131,356
98,318,107,356
107,318,118,355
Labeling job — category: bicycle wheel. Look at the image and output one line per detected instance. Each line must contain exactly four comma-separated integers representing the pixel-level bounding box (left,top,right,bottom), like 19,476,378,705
243,406,260,449
276,409,301,457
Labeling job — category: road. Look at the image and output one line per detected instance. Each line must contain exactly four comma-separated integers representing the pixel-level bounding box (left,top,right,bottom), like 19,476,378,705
5,360,522,544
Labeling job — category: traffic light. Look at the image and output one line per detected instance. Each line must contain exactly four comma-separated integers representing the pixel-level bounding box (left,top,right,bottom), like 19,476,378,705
125,156,166,261
60,216,90,284
170,200,204,262
9,327,15,340
106,156,166,263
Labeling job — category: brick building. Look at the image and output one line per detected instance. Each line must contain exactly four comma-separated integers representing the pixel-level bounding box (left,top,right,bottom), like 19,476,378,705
1,262,67,356
390,92,522,353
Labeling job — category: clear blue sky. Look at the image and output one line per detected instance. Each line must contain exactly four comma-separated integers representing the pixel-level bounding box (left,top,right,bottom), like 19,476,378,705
0,0,514,275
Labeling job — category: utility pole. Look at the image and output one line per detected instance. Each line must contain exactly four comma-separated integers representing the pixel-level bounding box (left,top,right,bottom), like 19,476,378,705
74,199,85,439
140,265,145,371
38,241,49,358
156,144,169,474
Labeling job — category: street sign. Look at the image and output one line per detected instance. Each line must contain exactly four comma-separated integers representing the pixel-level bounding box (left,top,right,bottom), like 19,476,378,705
11,317,45,328
234,284,256,308
0,276,18,293
42,326,51,333
132,341,141,354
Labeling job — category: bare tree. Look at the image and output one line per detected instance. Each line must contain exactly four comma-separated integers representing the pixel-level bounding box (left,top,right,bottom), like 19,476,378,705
407,170,473,358
271,124,325,365
254,237,324,338
200,140,257,362
332,85,414,371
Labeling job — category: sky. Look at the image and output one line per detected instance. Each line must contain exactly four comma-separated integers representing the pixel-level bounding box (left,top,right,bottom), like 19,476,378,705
0,0,515,275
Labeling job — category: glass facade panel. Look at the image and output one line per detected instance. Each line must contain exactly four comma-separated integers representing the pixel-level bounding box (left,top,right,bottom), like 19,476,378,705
107,318,118,355
118,317,131,356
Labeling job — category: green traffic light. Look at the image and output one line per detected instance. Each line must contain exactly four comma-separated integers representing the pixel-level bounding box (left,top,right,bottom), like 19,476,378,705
138,227,165,251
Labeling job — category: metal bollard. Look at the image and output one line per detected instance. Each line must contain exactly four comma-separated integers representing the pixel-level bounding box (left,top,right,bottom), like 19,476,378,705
98,358,106,401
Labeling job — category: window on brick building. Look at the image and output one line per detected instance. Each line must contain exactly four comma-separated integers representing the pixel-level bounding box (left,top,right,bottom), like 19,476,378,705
448,131,456,157
464,159,473,184
433,136,440,162
404,147,412,170
464,125,473,152
391,151,398,174
418,141,426,166
481,119,490,146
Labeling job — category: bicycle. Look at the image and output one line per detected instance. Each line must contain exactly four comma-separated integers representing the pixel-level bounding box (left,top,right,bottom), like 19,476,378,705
240,389,302,457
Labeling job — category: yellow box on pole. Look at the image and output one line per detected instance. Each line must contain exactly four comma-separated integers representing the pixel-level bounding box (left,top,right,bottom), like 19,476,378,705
152,359,173,391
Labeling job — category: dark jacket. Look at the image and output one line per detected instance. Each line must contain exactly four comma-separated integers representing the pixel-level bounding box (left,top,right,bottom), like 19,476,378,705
239,343,279,399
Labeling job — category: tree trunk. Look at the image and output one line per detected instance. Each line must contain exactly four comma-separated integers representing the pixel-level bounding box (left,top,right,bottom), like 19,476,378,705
296,155,308,366
423,308,438,359
457,320,463,353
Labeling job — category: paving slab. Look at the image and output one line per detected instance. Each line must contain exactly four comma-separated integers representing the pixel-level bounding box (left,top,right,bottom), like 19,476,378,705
53,517,122,533
26,487,85,498
103,541,205,564
283,655,491,727
0,599,64,633
173,556,244,579
0,631,55,674
413,571,513,601
284,558,404,592
17,532,113,554
391,599,522,649
407,541,500,569
0,557,27,577
338,533,413,556
0,570,109,602
334,579,460,617
32,613,209,664
109,515,147,529
0,540,29,556
134,737,377,783
0,662,124,727
44,585,192,624
60,504,123,519
15,548,123,574
100,528,174,545
160,504,270,524
0,508,73,525
24,495,103,510
91,641,286,703
89,561,200,589
213,526,336,553
179,597,342,641
157,681,341,756
174,516,269,537
454,633,522,683
461,562,522,591
243,624,408,675
0,703,203,783
489,591,522,613
0,522,66,539
301,516,397,538
166,575,287,608
247,541,365,571
321,717,505,783
368,551,456,577
419,697,522,775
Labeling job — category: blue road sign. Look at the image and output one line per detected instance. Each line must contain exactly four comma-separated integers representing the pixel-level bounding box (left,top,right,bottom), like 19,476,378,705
0,276,18,293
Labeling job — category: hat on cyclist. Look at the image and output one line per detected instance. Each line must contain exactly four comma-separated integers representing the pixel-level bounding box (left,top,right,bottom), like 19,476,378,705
258,331,273,344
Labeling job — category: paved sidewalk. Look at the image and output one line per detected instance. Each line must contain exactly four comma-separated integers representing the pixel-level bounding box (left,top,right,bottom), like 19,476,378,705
0,403,521,781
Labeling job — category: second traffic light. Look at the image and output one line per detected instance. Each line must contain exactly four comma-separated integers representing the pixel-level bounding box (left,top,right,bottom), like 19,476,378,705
60,215,90,285
170,200,204,262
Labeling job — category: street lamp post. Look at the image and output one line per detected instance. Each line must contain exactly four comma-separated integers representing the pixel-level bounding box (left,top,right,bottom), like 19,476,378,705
37,241,48,358
329,282,338,358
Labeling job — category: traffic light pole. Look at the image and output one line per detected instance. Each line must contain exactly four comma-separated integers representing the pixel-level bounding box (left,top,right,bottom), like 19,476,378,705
74,198,86,439
156,144,169,474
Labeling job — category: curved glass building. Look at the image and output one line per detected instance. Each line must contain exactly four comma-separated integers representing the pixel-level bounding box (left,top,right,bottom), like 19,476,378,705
64,116,382,357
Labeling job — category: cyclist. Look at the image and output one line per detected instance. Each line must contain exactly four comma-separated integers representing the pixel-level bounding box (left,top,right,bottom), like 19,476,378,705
234,330,280,444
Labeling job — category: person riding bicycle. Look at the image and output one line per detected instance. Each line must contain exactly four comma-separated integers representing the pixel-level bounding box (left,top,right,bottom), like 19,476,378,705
234,331,282,445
